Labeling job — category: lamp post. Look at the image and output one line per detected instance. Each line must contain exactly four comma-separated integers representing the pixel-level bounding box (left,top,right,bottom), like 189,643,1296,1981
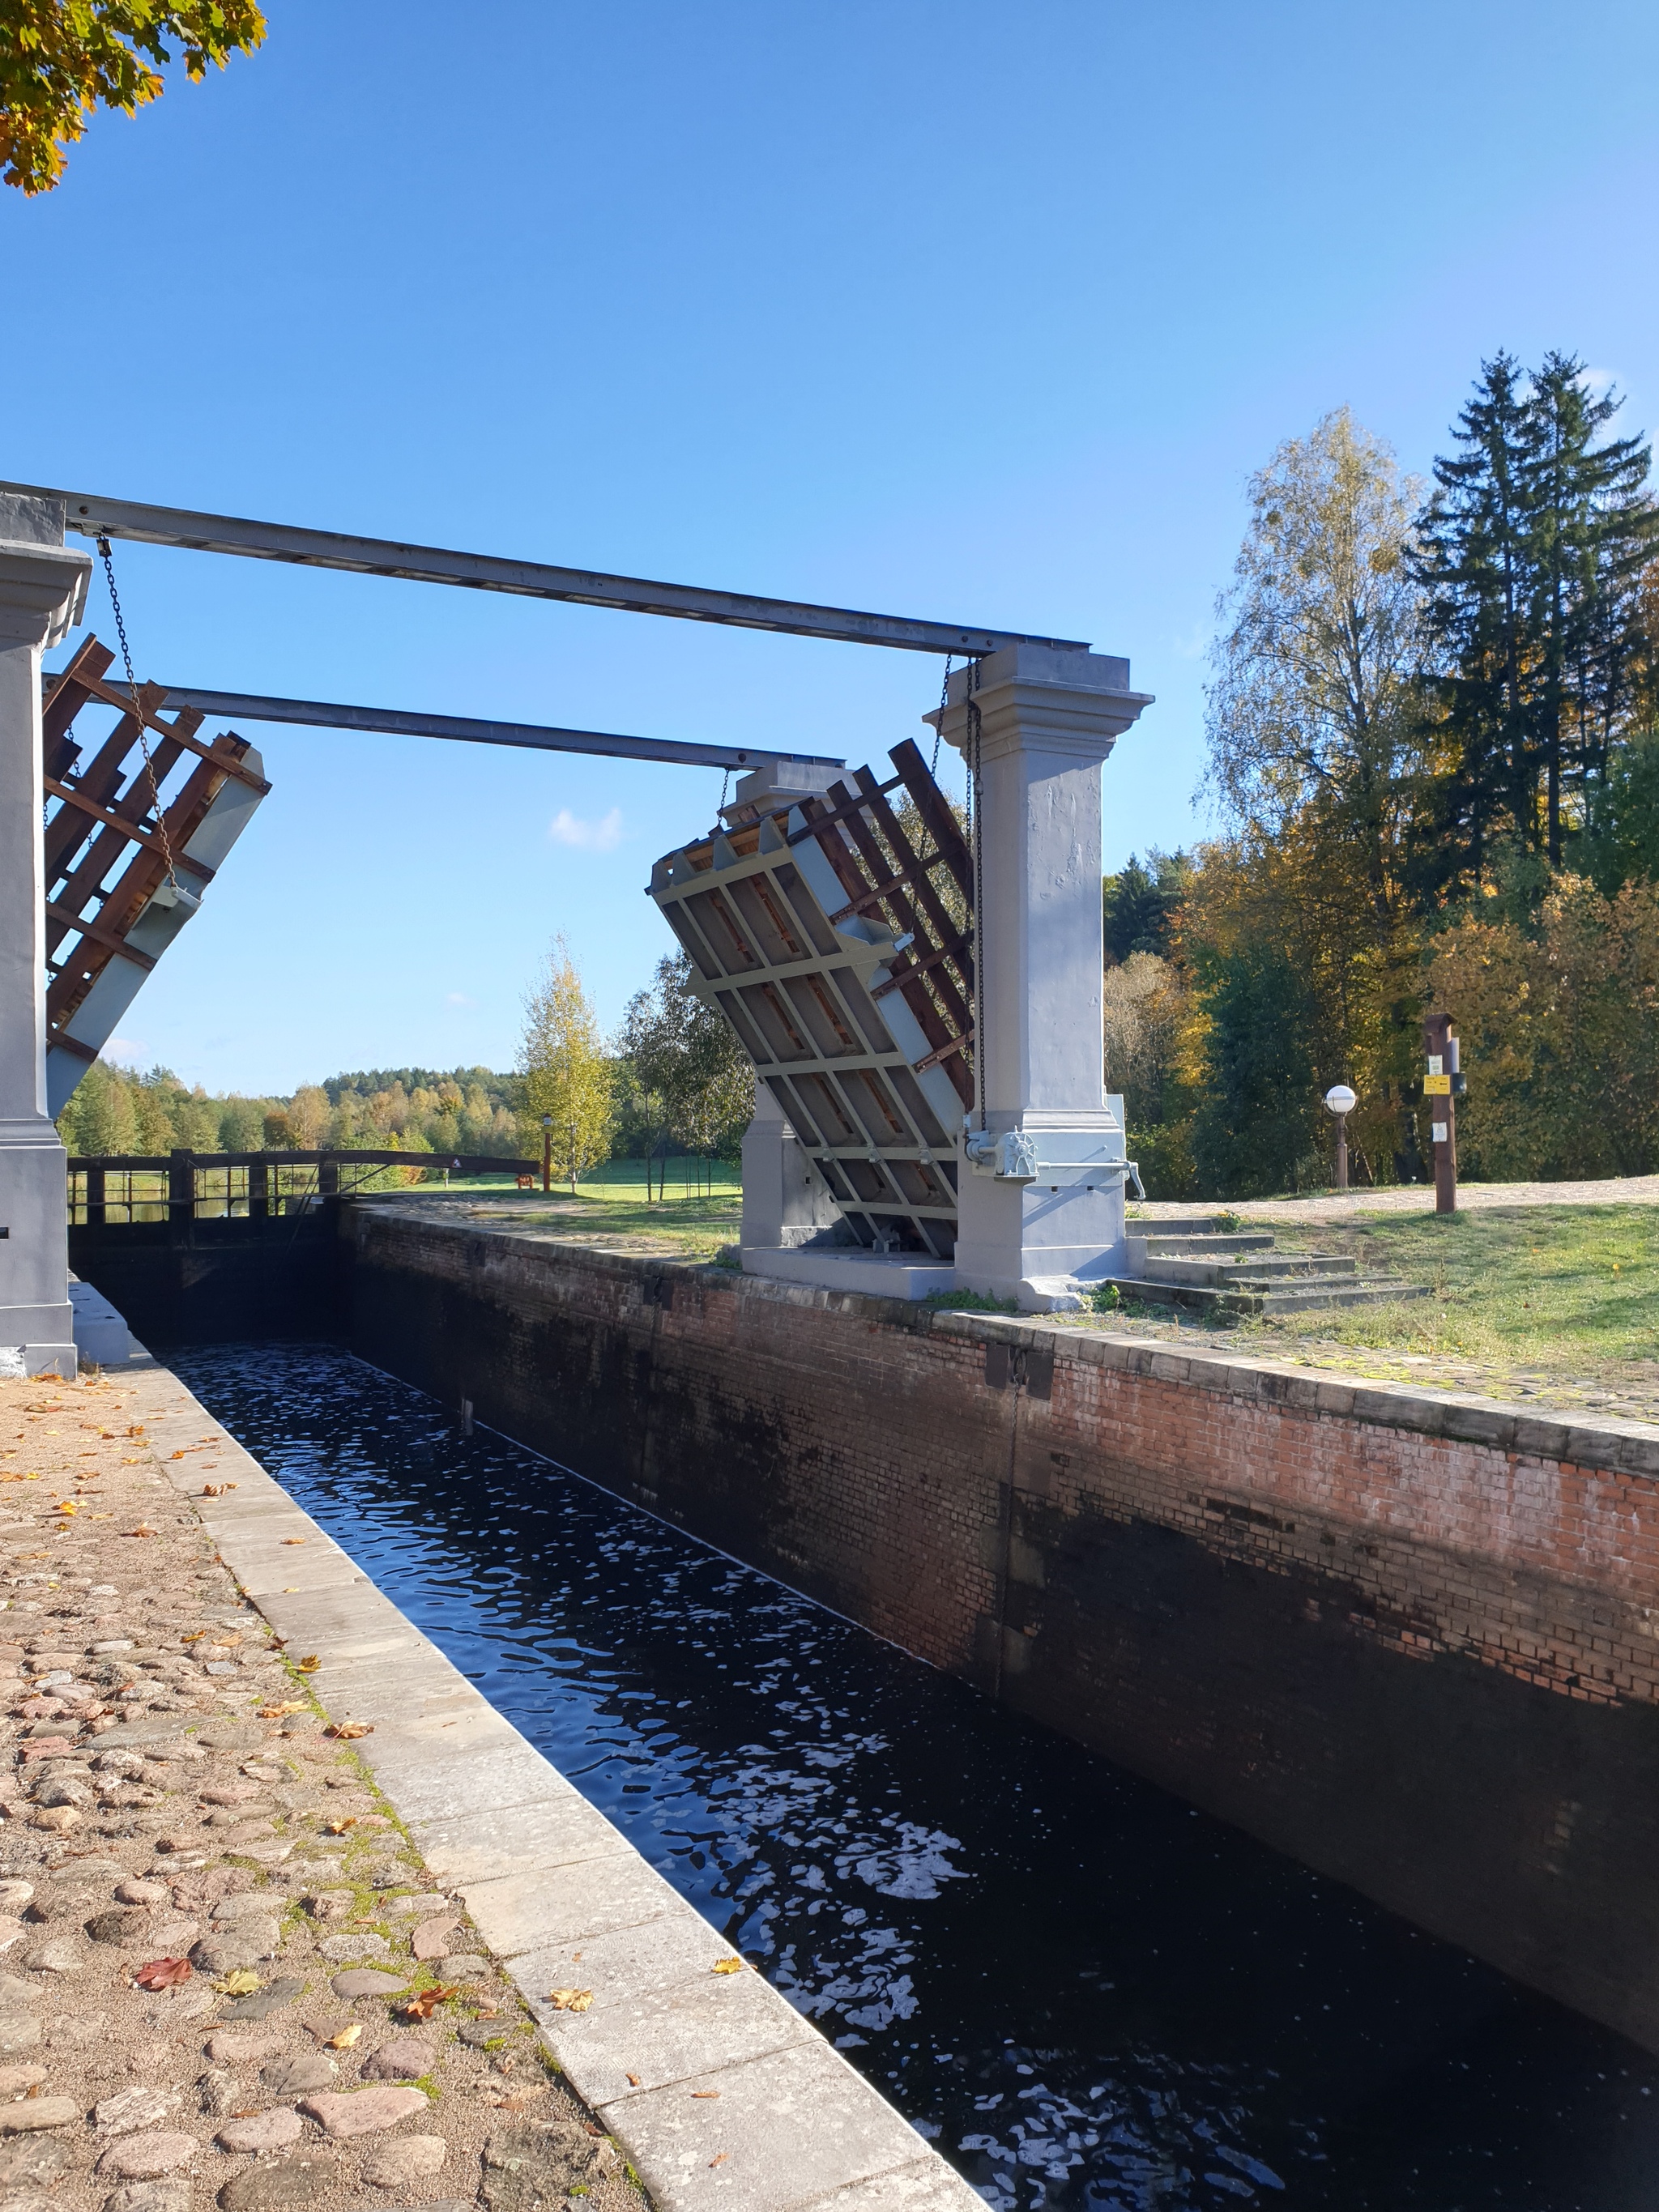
1324,1084,1357,1191
541,1114,552,1196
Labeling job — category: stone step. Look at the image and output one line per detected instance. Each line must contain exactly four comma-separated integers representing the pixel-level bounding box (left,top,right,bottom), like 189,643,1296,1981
1132,1232,1277,1256
1124,1216,1235,1237
1093,1273,1427,1319
1141,1254,1358,1288
1218,1278,1431,1316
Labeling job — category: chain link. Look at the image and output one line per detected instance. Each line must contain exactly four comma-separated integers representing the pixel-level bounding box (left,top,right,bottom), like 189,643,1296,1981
930,653,952,779
96,536,180,893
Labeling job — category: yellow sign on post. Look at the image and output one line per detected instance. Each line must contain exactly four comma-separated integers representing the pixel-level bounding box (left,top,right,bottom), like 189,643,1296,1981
1422,1072,1452,1096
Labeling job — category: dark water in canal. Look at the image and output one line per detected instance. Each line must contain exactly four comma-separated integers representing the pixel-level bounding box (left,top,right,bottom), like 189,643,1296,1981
172,1343,1659,2211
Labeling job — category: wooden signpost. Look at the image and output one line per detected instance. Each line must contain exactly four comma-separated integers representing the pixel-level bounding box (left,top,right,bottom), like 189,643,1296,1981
1422,1012,1462,1215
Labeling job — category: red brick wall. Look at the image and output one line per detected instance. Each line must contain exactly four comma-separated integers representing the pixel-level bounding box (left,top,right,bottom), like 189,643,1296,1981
348,1205,1659,2052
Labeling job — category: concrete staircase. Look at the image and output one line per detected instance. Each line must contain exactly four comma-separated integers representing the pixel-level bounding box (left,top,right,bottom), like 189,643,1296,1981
1098,1215,1428,1319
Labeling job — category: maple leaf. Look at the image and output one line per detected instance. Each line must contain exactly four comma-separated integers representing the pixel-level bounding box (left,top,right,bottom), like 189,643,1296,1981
399,1984,458,2021
325,1721,371,1740
544,1988,593,2012
134,1956,192,1990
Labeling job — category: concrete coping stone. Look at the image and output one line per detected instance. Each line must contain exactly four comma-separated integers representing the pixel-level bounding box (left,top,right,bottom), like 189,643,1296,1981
357,1198,1659,1481
143,1349,979,2212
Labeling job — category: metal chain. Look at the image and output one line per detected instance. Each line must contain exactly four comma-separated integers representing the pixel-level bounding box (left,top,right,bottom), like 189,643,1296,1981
96,535,180,893
719,767,730,821
930,652,952,778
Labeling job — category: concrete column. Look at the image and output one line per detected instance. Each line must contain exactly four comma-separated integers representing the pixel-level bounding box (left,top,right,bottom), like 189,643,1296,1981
740,1081,842,1250
0,494,90,1377
929,644,1151,1308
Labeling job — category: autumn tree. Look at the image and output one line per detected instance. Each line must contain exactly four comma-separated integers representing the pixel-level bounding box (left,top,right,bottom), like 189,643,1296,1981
2,1,267,194
519,938,616,1192
1205,407,1430,941
620,953,753,1195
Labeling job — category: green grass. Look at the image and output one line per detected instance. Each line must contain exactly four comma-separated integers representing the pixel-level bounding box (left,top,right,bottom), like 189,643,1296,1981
1257,1204,1659,1372
415,1163,742,1259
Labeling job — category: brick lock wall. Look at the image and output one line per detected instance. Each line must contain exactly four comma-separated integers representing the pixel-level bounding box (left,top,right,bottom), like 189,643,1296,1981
348,1205,1659,2054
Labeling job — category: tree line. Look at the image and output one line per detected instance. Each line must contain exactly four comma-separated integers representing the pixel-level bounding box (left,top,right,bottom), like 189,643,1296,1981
1107,352,1659,1197
56,951,753,1196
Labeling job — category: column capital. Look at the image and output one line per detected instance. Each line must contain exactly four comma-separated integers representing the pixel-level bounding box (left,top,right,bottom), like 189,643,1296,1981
926,643,1154,765
0,495,89,649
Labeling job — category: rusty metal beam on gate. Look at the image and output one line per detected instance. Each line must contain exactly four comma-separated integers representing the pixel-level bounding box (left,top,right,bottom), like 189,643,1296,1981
2,479,1090,658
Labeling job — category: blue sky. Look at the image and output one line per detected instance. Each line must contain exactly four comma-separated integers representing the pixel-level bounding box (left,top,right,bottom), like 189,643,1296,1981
6,0,1657,1095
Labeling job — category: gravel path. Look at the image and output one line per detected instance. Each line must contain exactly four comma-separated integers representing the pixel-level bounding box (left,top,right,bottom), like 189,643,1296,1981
0,1370,646,2212
1130,1174,1659,1225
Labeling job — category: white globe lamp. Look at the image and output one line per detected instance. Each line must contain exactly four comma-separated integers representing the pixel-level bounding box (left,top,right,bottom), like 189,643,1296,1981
1324,1085,1357,1191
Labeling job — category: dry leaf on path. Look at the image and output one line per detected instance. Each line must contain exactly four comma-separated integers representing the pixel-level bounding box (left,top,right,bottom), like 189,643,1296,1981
213,1970,261,1995
691,2090,720,2099
710,2153,729,2168
325,2025,362,2049
325,1722,371,1740
296,1656,321,1673
544,1989,593,2013
625,2073,640,2087
258,1700,307,1720
712,1957,745,1974
399,1984,458,2022
282,1538,305,1546
323,1818,356,1835
134,1957,192,1990
202,1484,238,1497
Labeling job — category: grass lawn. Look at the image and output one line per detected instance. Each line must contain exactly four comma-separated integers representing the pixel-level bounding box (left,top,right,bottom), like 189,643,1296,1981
1262,1204,1659,1373
409,1157,742,1259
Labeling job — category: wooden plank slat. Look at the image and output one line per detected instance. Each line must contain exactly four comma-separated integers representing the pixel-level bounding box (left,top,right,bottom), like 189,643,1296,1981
45,900,156,971
43,776,215,880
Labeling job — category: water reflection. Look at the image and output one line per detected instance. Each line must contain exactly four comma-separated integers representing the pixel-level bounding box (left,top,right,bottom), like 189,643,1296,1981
173,1345,1659,2210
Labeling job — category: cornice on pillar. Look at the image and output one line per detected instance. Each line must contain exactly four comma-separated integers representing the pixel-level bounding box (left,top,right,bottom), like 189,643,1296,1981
926,642,1154,764
0,494,90,649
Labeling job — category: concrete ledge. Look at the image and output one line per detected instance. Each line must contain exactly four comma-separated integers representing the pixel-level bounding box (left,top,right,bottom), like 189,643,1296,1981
741,1247,954,1302
139,1350,979,2212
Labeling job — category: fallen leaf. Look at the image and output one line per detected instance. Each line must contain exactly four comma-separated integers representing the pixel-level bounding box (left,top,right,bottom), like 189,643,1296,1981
126,1426,144,1436
296,1656,321,1673
282,1538,305,1547
323,1817,357,1835
399,1984,458,2022
213,1969,261,1995
545,1989,593,2013
325,2024,362,2050
690,2090,720,2099
126,1526,158,1539
625,2073,640,2087
712,1957,745,1975
202,1483,239,1498
710,2153,728,2168
134,1956,193,1990
325,1722,371,1740
52,1501,76,1517
258,1700,307,1720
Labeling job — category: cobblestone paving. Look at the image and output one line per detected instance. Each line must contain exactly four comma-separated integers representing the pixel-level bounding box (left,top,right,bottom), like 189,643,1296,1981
0,1373,646,2212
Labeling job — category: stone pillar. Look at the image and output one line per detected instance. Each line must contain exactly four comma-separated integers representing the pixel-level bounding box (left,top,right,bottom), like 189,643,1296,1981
929,644,1152,1309
740,1081,842,1251
0,495,90,1377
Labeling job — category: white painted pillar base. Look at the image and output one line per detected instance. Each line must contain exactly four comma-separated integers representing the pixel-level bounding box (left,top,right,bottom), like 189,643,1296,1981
0,496,91,1377
931,645,1151,1311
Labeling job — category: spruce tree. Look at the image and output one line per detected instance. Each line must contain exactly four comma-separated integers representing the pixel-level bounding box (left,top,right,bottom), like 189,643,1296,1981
1413,353,1659,888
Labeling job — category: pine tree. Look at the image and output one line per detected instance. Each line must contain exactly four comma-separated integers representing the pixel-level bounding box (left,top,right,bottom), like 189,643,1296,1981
1414,353,1659,884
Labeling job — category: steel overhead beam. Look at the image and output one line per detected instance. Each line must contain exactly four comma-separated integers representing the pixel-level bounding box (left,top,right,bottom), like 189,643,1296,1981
2,479,1090,658
149,684,842,773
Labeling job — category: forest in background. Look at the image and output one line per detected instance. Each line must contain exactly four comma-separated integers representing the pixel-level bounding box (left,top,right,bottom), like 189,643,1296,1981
1104,352,1659,1198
